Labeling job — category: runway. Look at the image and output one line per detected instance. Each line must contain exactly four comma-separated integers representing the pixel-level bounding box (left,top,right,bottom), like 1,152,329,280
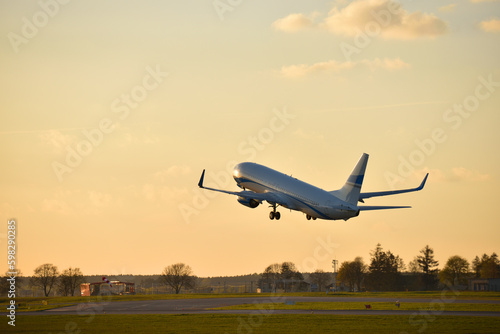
19,296,500,317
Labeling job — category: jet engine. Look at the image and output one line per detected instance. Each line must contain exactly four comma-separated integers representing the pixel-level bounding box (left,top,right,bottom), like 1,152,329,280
237,197,259,208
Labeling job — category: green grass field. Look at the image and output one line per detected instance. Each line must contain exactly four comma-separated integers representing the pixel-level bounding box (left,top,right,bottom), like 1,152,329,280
1,292,499,333
2,291,499,313
2,314,499,334
215,301,500,312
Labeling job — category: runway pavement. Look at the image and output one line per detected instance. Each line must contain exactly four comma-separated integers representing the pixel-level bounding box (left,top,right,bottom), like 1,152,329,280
18,296,500,317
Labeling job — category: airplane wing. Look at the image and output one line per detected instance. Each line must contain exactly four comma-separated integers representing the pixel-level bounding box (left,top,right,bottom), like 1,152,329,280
358,205,411,211
197,170,296,209
358,173,428,203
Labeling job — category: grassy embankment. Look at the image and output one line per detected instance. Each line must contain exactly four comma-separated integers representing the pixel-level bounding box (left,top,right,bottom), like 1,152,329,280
2,314,500,334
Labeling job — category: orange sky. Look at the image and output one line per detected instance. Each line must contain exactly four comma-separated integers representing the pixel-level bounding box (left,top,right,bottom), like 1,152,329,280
1,0,499,277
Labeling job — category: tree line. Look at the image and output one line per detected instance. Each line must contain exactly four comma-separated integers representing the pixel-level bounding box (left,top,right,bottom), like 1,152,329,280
2,246,499,296
1,265,84,297
336,244,500,291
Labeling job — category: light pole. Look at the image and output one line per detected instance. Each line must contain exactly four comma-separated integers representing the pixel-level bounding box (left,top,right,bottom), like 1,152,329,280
332,259,338,293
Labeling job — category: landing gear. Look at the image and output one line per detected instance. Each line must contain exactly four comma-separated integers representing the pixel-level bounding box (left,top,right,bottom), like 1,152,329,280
269,204,280,220
306,215,316,221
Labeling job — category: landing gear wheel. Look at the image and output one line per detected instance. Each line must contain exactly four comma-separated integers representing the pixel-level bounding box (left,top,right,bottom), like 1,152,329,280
269,203,280,220
306,215,311,220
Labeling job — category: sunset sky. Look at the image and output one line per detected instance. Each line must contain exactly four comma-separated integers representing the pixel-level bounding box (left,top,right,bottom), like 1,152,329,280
1,0,499,278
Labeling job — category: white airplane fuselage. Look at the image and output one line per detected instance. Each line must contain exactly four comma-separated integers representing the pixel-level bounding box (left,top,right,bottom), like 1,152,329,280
233,162,359,220
198,153,427,221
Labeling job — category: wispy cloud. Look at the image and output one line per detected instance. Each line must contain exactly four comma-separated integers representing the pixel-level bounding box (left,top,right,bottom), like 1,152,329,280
141,183,189,202
479,18,500,32
293,128,325,141
42,198,72,214
415,168,491,183
273,0,448,40
272,13,317,32
154,165,192,182
470,0,500,3
39,130,76,154
279,57,409,78
439,4,457,12
88,191,113,208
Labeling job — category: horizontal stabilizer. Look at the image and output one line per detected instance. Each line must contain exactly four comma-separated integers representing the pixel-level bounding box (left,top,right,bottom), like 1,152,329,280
358,206,411,211
359,173,428,202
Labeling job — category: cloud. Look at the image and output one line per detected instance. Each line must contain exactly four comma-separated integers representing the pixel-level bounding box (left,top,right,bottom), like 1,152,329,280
154,165,192,182
450,167,491,182
324,0,448,39
141,183,189,203
439,4,457,12
142,184,157,201
415,168,491,183
42,198,72,215
470,0,500,3
359,57,410,70
88,191,112,208
122,132,159,145
39,129,75,154
272,13,316,32
294,128,325,141
274,0,448,40
479,18,500,32
41,189,75,214
279,57,409,78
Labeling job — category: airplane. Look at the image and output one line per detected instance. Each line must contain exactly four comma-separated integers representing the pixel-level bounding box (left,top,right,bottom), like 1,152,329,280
197,153,428,221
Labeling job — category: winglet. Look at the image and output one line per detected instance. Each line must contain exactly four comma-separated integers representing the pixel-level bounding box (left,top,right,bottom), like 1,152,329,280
198,169,206,188
418,173,429,191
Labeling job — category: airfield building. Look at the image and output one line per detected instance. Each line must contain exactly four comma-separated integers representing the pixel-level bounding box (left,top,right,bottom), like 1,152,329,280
80,281,135,296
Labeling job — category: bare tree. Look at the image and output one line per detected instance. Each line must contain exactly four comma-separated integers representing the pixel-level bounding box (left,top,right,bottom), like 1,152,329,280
337,258,367,292
57,268,84,296
279,262,303,292
31,264,59,297
262,263,281,292
338,261,356,291
160,263,196,294
351,257,367,292
309,269,331,292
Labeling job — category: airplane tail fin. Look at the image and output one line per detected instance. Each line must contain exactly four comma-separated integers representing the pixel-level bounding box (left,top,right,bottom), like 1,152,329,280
330,153,369,205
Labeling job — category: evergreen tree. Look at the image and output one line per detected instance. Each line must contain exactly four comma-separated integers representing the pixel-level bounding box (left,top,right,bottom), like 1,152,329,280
365,244,404,291
416,245,439,290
